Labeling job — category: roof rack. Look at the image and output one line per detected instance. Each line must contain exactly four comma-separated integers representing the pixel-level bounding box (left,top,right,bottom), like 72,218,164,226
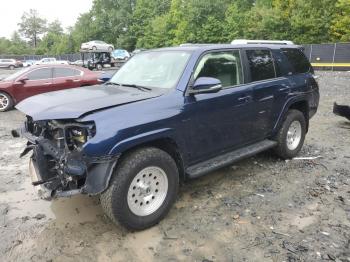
231,39,294,45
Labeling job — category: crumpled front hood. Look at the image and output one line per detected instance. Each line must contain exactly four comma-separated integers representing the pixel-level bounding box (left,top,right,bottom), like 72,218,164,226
16,85,163,120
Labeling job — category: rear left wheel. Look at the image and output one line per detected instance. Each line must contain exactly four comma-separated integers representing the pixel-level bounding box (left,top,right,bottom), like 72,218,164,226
274,109,306,159
9,65,15,70
100,147,179,230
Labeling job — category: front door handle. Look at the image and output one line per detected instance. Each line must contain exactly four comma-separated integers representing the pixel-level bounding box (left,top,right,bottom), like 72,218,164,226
279,84,291,92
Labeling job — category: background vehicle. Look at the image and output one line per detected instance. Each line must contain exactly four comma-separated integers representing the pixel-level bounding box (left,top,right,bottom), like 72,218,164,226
23,60,36,67
333,103,350,120
87,52,112,70
35,58,69,65
0,64,101,111
71,60,88,67
0,59,22,70
81,40,114,52
15,44,319,230
111,49,130,60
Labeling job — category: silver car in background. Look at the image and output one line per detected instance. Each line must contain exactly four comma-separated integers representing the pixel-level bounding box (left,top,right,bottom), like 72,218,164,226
81,40,114,52
0,59,20,70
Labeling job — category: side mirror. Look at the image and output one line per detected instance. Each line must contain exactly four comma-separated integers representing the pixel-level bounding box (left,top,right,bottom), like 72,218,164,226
189,77,222,95
18,77,29,83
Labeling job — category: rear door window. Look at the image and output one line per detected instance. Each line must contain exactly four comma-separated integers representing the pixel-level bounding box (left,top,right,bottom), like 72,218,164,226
54,68,81,78
194,50,243,88
27,68,52,80
246,50,275,82
282,48,311,74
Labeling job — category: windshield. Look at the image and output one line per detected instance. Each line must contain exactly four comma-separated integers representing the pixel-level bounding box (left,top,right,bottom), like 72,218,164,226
109,50,191,89
4,67,32,81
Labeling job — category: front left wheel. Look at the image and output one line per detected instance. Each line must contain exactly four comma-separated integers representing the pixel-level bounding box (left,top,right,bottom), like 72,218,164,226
0,92,14,112
100,147,179,230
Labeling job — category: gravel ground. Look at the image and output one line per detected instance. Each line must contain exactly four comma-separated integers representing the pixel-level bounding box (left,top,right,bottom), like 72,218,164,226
0,71,349,262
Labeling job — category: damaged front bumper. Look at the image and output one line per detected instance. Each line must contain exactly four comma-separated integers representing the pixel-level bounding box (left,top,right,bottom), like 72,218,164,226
13,120,119,200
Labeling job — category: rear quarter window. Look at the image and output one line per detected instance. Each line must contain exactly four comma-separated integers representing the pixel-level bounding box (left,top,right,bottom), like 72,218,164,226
282,48,311,74
246,49,275,82
54,68,81,78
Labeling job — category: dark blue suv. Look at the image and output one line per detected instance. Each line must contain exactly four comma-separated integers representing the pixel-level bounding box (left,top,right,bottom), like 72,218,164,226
15,44,319,230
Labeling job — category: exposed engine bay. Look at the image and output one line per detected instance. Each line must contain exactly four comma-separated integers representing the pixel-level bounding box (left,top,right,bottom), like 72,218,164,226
13,116,117,200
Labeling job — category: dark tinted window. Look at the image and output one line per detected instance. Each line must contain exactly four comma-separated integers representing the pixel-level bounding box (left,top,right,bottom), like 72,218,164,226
27,68,52,80
272,50,292,77
54,68,81,78
194,50,243,88
282,48,311,74
246,50,275,81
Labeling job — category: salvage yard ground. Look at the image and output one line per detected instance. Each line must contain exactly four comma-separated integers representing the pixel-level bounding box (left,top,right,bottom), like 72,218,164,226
0,71,349,262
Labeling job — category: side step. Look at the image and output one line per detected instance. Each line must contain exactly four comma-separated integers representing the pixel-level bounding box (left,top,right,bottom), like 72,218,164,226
186,140,277,179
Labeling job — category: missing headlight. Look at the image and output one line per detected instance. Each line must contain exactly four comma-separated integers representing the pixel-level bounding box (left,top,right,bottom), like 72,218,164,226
66,123,96,150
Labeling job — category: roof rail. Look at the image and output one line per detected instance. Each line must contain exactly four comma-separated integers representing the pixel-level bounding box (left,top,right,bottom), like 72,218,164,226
231,39,294,45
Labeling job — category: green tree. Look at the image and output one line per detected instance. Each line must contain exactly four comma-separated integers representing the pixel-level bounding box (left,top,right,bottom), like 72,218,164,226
18,9,47,48
331,0,350,41
289,0,337,44
47,19,64,35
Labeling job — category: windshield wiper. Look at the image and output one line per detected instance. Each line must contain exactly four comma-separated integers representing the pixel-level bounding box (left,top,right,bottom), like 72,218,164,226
120,83,152,91
104,82,120,86
106,82,152,91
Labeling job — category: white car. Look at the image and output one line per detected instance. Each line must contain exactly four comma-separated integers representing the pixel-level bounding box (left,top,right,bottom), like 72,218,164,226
35,58,69,65
81,40,114,52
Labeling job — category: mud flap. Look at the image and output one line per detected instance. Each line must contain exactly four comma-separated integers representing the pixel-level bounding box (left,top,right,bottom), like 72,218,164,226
83,160,118,195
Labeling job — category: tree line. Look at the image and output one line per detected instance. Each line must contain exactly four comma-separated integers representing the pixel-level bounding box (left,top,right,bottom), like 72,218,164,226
0,0,349,55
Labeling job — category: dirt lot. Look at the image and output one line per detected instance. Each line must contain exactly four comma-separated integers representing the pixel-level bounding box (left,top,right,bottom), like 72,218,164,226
0,71,349,262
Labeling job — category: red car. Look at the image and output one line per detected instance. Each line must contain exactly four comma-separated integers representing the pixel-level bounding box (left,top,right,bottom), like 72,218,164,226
0,65,101,111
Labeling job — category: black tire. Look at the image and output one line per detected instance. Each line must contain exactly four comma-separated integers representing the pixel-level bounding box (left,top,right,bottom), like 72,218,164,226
96,63,103,70
274,109,306,159
9,65,15,70
0,92,14,112
100,147,179,230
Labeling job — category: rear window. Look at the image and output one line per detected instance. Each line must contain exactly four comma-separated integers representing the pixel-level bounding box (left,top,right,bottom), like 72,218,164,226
54,68,81,78
246,50,275,82
282,48,311,74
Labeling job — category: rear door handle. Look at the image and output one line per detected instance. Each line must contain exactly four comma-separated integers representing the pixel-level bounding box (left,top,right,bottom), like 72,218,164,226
238,95,251,102
43,82,51,85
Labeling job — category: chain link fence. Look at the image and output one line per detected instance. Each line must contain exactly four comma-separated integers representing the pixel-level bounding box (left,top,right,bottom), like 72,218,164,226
0,53,82,62
303,43,350,70
1,42,350,70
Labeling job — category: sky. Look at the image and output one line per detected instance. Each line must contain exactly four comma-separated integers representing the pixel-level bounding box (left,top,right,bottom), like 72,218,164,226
0,0,93,38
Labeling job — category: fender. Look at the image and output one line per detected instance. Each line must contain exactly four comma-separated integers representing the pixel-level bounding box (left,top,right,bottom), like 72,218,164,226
83,128,177,194
271,93,310,136
108,128,176,156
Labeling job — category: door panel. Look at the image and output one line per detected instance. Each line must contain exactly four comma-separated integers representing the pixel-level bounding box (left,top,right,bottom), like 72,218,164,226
184,85,254,163
183,50,254,163
14,68,53,101
52,67,83,91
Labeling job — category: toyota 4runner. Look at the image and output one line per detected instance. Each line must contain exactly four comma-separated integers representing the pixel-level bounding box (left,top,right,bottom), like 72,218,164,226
13,44,319,230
